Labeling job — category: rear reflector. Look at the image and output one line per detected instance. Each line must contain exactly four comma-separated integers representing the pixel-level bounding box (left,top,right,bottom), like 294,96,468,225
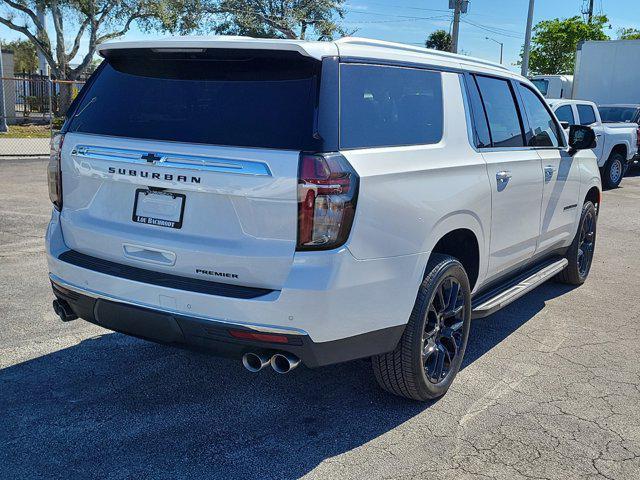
47,133,64,210
229,329,289,344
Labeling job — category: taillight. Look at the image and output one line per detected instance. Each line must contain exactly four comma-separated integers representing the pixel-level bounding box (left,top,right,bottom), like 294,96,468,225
297,153,359,250
47,133,64,210
636,127,640,147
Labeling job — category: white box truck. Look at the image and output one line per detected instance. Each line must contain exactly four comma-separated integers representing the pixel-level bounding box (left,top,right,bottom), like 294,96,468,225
573,39,640,104
530,75,573,99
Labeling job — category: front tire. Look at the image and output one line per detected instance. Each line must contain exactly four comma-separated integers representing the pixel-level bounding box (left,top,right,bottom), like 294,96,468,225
556,201,597,285
601,152,625,189
372,253,471,401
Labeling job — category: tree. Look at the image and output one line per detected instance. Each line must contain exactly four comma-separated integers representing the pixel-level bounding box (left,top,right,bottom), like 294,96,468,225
425,29,451,51
202,0,347,40
524,15,609,75
2,37,37,72
0,0,198,81
618,27,640,40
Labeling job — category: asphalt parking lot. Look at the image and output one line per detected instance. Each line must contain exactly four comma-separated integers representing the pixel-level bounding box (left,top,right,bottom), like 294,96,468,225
1,157,639,480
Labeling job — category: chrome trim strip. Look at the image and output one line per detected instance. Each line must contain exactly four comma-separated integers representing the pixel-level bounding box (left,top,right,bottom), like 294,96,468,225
70,145,272,176
49,273,306,336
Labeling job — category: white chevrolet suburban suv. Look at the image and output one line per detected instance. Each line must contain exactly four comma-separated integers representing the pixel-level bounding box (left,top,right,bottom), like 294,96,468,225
46,37,602,401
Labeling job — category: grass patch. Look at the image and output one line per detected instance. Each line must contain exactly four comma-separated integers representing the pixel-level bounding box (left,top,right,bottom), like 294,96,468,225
1,124,51,138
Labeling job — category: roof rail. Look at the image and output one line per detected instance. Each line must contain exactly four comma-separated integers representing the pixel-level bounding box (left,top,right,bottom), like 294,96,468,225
335,37,509,71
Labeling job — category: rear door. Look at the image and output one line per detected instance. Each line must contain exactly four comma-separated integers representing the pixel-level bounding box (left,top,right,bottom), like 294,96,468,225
468,74,543,277
59,49,324,290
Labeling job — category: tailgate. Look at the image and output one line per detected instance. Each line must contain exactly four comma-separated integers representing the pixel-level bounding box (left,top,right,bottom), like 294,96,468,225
59,134,298,290
57,48,323,290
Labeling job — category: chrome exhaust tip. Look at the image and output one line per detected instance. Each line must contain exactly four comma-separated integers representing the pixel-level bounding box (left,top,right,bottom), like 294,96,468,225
52,299,78,322
270,353,301,374
242,352,271,372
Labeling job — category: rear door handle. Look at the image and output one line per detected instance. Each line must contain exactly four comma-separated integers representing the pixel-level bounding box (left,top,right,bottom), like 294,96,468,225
496,171,512,182
544,165,556,182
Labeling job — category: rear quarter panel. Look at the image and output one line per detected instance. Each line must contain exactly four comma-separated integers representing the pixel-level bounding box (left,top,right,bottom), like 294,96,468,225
342,72,491,289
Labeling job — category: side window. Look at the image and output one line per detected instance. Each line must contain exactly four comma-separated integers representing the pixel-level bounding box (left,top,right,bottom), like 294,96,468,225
465,75,491,148
531,79,549,96
339,64,443,149
519,85,561,147
577,104,597,125
555,105,575,125
474,75,525,148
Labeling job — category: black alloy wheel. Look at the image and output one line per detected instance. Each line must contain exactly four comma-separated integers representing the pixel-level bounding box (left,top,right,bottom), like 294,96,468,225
422,277,466,384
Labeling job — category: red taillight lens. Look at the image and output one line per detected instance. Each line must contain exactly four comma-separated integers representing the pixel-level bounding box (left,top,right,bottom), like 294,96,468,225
229,330,289,344
297,153,359,250
636,127,640,147
47,133,64,210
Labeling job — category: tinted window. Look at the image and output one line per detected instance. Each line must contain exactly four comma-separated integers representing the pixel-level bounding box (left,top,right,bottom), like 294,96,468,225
66,50,320,150
519,85,560,147
531,79,549,96
577,104,597,125
340,64,443,149
475,75,524,147
466,75,491,148
555,105,575,125
599,106,639,124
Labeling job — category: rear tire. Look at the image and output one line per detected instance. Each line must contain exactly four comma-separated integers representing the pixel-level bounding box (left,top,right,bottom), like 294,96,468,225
556,201,597,285
601,152,625,189
372,253,471,401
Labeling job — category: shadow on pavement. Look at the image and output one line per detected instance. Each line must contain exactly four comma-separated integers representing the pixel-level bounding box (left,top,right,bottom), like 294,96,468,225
1,282,574,479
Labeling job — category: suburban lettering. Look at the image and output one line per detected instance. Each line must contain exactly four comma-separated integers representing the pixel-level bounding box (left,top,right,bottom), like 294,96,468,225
106,165,201,184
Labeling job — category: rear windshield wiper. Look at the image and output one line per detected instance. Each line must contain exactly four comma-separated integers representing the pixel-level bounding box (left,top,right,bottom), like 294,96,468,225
74,96,97,118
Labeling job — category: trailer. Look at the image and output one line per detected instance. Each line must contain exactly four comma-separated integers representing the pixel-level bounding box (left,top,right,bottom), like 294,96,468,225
573,39,640,104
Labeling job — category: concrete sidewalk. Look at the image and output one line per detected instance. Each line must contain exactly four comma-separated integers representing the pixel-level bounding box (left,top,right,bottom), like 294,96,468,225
0,137,49,157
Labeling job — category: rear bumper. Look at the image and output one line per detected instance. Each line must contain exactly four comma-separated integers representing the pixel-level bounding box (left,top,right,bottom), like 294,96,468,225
46,209,426,364
50,277,404,368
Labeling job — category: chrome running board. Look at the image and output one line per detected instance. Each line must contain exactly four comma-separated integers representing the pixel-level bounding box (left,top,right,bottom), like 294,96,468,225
471,258,568,319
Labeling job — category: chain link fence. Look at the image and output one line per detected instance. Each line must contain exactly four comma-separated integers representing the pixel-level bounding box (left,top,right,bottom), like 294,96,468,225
0,74,85,157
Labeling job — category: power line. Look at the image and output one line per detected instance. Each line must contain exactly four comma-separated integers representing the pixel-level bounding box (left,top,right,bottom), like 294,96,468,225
344,16,449,25
346,2,450,14
347,8,454,21
460,19,524,39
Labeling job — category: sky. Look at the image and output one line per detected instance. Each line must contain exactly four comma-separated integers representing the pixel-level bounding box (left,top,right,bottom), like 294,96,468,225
1,0,639,72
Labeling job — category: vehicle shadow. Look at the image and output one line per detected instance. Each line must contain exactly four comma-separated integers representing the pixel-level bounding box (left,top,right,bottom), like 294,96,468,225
624,165,640,178
1,282,575,480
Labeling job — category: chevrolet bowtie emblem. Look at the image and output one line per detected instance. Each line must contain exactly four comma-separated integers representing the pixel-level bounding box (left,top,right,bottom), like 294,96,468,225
141,153,162,163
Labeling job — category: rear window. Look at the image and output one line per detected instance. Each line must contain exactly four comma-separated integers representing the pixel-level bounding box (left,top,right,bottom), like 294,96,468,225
66,49,320,150
339,64,443,149
599,106,639,124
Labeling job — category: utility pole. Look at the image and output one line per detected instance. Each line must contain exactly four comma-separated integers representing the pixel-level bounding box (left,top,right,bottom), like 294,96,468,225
450,0,462,54
587,0,594,23
521,0,535,77
0,42,8,133
36,5,48,75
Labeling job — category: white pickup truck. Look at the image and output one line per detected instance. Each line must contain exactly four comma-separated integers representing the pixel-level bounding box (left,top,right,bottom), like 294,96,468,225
548,99,639,188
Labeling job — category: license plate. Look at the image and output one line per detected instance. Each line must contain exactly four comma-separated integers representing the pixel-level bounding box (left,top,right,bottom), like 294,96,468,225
132,189,185,229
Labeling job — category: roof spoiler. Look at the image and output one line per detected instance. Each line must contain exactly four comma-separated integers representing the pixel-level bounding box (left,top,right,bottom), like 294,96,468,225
97,36,338,61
